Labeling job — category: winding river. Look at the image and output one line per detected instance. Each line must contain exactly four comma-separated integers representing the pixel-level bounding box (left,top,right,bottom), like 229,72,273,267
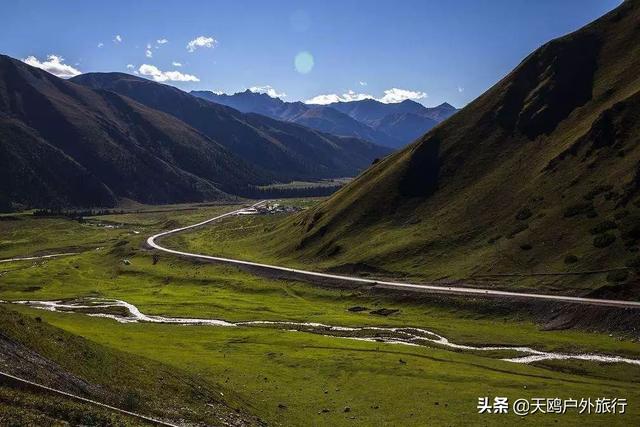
11,298,640,367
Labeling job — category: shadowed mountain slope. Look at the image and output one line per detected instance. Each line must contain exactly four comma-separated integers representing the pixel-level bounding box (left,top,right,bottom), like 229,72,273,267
0,55,264,210
73,73,390,181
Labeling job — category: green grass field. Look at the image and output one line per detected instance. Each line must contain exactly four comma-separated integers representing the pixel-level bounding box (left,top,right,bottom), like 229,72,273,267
258,178,352,190
1,202,640,425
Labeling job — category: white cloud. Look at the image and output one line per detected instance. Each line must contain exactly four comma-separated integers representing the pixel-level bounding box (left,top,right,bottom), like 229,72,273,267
457,86,464,93
186,36,217,52
113,34,122,43
126,64,135,70
378,88,427,103
249,85,286,99
22,54,82,78
138,64,199,82
305,90,373,105
359,81,367,86
156,38,168,44
172,61,182,67
97,42,104,48
306,87,427,105
145,49,153,58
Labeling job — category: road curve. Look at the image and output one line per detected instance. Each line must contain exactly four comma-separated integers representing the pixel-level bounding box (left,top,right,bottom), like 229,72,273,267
147,202,640,309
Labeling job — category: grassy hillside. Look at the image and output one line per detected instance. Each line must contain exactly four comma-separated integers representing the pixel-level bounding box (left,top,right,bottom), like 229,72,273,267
72,72,390,183
0,305,258,425
0,384,140,426
178,2,640,298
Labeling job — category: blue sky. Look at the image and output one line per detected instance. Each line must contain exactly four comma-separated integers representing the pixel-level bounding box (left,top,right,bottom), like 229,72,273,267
0,0,621,107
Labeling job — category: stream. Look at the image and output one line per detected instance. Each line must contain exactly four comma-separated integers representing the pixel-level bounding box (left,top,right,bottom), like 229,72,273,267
11,298,640,367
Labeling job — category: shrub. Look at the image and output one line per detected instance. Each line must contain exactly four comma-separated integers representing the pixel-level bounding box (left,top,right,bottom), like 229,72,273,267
515,207,532,221
520,243,533,251
123,391,141,411
625,256,640,273
604,191,620,200
593,233,616,248
620,216,640,242
606,270,629,283
487,235,502,244
589,220,618,235
614,210,629,220
507,223,529,238
564,202,596,218
564,254,578,264
583,184,613,200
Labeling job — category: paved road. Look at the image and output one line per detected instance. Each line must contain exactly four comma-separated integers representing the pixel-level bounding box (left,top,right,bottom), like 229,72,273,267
147,202,640,309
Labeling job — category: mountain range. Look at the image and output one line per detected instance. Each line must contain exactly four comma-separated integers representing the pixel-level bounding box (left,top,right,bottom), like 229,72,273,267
71,73,390,183
0,55,260,209
0,57,390,210
191,90,457,149
247,0,640,298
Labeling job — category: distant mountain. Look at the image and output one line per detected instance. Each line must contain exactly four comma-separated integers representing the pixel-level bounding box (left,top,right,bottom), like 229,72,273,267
192,90,458,148
370,112,438,145
329,98,458,126
420,102,458,122
73,74,390,183
192,90,308,120
192,90,401,147
252,1,640,299
0,54,263,210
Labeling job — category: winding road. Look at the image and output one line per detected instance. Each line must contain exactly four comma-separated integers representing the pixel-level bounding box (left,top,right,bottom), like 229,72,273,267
147,201,640,309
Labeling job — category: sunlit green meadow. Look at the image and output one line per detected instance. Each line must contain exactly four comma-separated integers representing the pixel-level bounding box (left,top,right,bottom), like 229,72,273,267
1,202,639,425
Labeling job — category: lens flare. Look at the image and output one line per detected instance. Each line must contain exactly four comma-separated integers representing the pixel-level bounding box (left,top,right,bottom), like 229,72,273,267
294,51,314,74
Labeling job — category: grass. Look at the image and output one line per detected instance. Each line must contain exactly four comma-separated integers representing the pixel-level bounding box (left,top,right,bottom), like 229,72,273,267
0,305,256,426
257,178,352,190
10,305,640,426
0,384,140,426
1,206,640,425
0,203,239,259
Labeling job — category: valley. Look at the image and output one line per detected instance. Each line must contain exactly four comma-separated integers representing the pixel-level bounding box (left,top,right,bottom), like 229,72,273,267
1,1,639,425
1,200,640,425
